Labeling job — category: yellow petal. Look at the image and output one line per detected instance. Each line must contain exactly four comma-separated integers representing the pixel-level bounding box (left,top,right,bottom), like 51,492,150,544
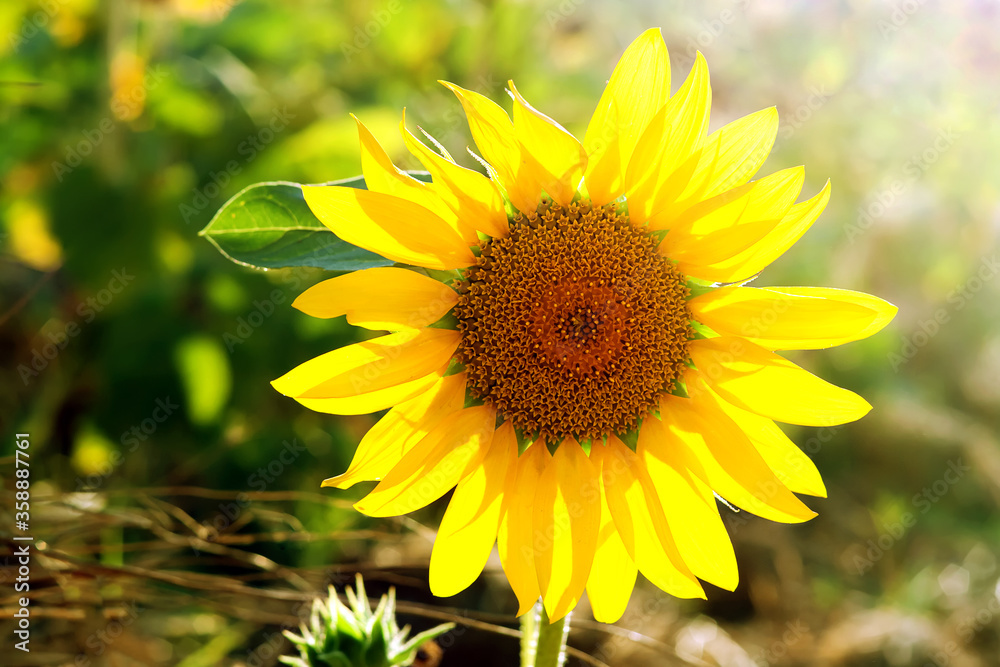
689,337,872,426
302,185,475,270
585,449,638,623
440,81,539,213
583,28,670,204
659,392,816,523
354,115,478,244
688,285,898,350
430,421,516,597
321,372,467,489
509,81,587,207
597,437,705,599
660,167,804,269
698,381,827,497
638,418,739,591
355,405,496,517
534,438,600,622
497,442,550,615
688,180,831,283
626,52,712,224
400,111,509,238
652,107,778,223
271,328,459,399
297,370,443,416
584,130,623,206
293,267,458,331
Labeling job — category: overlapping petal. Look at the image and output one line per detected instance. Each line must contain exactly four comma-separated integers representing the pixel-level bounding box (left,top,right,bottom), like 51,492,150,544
430,421,516,597
271,328,459,399
355,404,496,517
321,372,468,489
497,442,550,615
659,167,805,273
596,437,704,599
583,27,671,205
440,81,540,212
509,81,587,207
302,185,475,270
700,383,827,497
637,419,739,591
296,371,443,416
658,392,816,523
625,52,712,224
651,107,778,223
534,437,600,622
686,180,831,283
354,115,477,243
584,463,638,623
400,111,509,238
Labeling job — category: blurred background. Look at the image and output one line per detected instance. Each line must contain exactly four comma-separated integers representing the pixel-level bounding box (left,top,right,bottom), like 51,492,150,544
2,0,1000,665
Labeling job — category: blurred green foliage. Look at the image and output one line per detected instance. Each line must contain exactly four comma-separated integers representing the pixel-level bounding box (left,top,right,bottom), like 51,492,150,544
2,0,1000,665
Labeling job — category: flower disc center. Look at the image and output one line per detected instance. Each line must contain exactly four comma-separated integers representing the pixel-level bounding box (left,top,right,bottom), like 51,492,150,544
454,201,693,442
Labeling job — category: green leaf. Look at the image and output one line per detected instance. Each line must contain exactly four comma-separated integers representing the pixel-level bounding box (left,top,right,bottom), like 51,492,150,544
199,172,432,272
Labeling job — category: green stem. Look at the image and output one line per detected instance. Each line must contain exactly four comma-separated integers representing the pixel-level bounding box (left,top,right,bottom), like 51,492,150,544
520,600,571,667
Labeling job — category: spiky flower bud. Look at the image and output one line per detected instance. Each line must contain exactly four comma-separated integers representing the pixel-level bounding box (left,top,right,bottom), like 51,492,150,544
280,575,454,667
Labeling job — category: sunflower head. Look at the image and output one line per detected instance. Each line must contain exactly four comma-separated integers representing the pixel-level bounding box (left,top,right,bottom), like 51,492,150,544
454,199,693,443
273,28,897,624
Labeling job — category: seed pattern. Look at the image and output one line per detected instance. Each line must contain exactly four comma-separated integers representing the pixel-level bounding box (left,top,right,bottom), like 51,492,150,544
454,200,693,442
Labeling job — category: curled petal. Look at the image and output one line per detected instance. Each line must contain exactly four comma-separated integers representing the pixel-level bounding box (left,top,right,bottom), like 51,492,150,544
293,267,458,331
689,336,872,426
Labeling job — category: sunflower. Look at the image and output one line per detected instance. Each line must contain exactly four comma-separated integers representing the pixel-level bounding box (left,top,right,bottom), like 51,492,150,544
272,28,896,624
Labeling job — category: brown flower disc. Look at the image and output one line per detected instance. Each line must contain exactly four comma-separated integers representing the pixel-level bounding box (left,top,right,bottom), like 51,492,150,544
454,201,693,442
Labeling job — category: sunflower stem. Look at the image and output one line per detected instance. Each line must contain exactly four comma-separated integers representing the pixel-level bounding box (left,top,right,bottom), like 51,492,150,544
521,599,570,667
